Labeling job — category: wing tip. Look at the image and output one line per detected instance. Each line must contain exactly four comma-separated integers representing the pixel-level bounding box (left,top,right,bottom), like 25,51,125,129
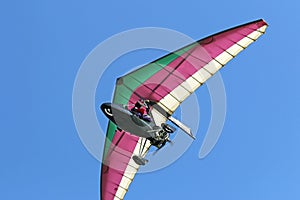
255,18,268,27
116,77,123,85
259,18,268,26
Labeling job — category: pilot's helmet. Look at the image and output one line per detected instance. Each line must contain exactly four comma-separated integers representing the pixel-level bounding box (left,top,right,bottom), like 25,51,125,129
135,100,142,108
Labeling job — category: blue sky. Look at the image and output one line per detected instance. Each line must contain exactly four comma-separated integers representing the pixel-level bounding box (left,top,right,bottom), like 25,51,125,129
1,0,300,199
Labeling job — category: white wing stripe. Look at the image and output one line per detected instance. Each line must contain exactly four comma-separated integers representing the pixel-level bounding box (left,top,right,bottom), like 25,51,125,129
226,43,244,56
170,84,190,103
180,78,201,92
215,51,234,65
204,60,222,74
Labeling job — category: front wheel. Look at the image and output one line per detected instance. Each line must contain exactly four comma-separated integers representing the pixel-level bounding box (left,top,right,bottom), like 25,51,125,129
132,155,148,165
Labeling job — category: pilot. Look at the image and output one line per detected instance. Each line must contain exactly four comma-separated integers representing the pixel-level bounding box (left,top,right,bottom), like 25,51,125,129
131,99,151,122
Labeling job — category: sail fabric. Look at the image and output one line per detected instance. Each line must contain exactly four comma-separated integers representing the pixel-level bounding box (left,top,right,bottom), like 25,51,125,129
100,19,268,200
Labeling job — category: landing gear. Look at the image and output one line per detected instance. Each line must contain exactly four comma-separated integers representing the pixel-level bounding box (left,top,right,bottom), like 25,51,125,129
133,138,149,166
132,124,176,165
148,130,169,148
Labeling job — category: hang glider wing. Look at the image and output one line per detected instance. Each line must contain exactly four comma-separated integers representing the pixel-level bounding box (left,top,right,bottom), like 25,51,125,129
100,19,268,200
